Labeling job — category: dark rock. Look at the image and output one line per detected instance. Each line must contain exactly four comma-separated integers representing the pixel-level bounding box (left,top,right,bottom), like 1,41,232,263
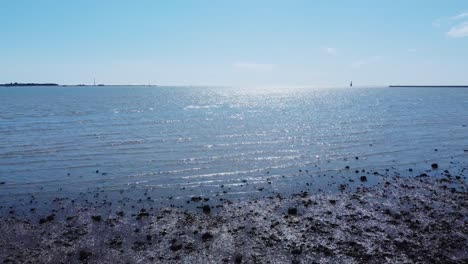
360,176,367,182
136,211,149,220
132,241,147,251
116,211,124,217
191,196,202,202
109,236,123,248
431,163,438,169
91,215,102,222
79,250,91,262
46,213,55,222
201,232,213,242
329,199,336,205
303,199,312,207
39,213,56,224
202,205,211,214
345,166,350,169
0,182,5,185
170,240,183,251
288,207,297,215
270,221,280,228
291,247,302,255
233,253,243,264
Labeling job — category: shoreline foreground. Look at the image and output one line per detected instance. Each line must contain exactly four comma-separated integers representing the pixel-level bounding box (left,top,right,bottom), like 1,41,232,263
1,167,466,264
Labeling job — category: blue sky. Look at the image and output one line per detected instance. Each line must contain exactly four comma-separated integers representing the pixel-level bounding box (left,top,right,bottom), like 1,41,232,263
1,0,467,86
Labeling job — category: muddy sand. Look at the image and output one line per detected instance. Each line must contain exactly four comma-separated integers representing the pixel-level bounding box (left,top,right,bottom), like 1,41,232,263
0,167,467,264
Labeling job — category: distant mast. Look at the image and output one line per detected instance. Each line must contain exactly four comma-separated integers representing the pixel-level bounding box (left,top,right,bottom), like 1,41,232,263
93,78,96,86
350,81,353,87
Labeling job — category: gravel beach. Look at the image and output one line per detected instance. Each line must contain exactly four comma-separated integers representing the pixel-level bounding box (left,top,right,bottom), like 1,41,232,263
1,165,466,264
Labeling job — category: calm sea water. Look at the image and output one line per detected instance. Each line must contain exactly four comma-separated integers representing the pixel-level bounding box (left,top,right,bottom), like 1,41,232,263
0,86,467,203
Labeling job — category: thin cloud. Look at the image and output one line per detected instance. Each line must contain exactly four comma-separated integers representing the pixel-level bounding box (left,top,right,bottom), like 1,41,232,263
451,12,468,20
447,21,468,38
433,12,467,28
351,56,382,69
323,47,338,55
435,11,468,38
233,62,275,71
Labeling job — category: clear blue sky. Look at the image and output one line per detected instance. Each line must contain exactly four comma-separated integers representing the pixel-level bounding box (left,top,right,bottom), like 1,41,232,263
1,0,467,86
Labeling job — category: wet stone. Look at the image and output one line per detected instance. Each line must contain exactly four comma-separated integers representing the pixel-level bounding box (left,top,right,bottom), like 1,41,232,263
191,196,202,202
201,232,213,242
202,205,211,214
233,253,243,264
91,215,102,222
170,240,183,251
79,250,91,262
288,207,298,215
109,236,123,248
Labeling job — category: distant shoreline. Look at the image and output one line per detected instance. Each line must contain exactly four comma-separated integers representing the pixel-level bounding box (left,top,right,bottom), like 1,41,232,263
2,83,468,88
0,83,59,87
389,85,468,88
0,83,157,87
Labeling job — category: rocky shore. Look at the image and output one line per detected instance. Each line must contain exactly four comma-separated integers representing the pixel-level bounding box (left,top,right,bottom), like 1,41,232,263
0,167,466,264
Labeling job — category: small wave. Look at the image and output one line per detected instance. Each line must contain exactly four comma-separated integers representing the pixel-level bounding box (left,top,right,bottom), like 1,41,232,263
110,140,144,146
176,137,192,143
181,169,261,179
183,104,221,110
252,155,301,161
129,167,205,178
217,133,269,138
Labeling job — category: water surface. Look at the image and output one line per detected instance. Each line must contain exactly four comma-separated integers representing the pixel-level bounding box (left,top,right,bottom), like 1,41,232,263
1,86,467,203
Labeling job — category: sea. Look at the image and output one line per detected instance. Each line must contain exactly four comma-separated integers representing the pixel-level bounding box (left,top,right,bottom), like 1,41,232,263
0,86,467,207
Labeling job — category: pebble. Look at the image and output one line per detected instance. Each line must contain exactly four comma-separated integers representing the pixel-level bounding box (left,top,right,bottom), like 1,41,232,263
234,253,243,264
201,232,213,241
79,250,91,262
288,207,297,215
202,205,211,214
170,240,183,251
91,215,102,222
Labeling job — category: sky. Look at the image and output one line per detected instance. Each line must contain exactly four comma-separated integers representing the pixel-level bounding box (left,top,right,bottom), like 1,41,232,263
1,0,467,87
